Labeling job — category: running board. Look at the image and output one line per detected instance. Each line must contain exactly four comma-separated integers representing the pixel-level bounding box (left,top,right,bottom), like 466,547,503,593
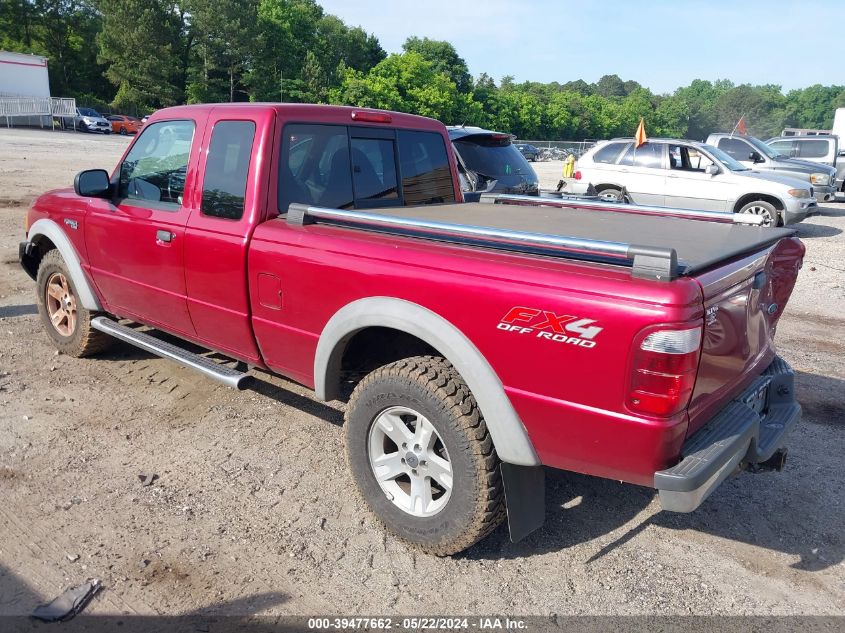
90,317,250,390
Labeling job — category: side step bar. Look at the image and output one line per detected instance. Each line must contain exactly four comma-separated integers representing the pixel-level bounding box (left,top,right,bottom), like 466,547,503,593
91,317,250,390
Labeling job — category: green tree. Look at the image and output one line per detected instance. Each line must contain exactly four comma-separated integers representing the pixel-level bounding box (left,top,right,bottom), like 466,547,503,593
594,74,626,98
402,36,471,93
187,0,258,103
1,0,109,102
784,84,845,129
97,0,186,112
330,51,460,122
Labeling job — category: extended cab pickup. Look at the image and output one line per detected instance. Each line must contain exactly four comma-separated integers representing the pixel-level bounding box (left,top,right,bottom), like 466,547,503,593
20,104,805,555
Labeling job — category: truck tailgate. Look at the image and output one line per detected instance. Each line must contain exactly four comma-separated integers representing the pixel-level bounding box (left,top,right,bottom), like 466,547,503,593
686,236,805,435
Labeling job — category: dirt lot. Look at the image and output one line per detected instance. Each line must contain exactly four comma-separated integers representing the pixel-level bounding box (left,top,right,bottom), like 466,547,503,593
0,128,843,618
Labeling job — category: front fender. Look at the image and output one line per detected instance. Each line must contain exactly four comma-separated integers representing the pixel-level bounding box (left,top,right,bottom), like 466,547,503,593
314,296,540,467
26,218,102,311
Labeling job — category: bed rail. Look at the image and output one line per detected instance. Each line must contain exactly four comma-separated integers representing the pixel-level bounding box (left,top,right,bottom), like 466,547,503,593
286,203,681,281
480,193,765,225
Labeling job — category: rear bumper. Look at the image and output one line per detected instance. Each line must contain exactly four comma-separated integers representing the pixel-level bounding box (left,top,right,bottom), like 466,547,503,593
654,356,800,512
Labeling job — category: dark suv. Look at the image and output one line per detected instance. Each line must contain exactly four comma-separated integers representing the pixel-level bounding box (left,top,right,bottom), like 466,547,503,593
447,126,539,197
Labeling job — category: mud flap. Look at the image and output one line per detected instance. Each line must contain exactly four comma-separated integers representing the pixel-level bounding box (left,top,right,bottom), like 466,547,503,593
501,463,545,543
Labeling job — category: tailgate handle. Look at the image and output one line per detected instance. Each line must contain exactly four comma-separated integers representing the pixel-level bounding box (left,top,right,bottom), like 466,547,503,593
753,271,767,290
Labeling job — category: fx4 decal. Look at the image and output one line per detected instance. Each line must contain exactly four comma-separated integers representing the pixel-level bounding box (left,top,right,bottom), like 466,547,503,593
497,306,603,349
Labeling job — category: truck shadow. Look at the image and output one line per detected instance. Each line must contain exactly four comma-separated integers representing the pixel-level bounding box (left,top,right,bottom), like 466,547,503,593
98,337,344,426
794,369,845,425
465,373,844,570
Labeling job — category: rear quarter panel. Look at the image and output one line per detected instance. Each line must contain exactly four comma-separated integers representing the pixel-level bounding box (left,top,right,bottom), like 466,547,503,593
248,222,704,485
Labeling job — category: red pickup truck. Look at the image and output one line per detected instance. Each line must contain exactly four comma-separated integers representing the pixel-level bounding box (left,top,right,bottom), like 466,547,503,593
19,104,805,555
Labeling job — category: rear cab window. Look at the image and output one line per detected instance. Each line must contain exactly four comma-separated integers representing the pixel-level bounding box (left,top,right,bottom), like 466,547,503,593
278,123,455,214
201,120,256,220
795,139,831,159
717,137,752,161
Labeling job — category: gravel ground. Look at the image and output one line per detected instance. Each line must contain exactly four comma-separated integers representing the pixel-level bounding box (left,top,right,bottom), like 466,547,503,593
0,129,843,618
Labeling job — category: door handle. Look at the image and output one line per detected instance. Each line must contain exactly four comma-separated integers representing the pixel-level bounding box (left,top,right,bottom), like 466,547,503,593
156,230,174,243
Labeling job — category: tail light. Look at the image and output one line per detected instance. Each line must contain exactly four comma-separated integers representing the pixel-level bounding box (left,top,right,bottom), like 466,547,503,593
351,111,392,123
574,170,582,180
627,324,702,417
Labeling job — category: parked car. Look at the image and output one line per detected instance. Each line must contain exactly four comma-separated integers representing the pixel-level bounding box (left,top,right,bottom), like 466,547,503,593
73,107,111,134
106,114,142,135
705,133,837,202
515,143,541,161
448,126,539,196
569,137,816,226
766,135,845,194
20,104,805,555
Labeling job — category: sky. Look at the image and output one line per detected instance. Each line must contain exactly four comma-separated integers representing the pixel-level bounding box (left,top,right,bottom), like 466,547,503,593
317,0,840,94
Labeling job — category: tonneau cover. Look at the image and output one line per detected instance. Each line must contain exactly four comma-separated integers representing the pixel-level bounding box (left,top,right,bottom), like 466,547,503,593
362,202,796,276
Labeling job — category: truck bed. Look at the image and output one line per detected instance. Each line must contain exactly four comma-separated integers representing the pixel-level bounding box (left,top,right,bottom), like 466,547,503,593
290,201,795,279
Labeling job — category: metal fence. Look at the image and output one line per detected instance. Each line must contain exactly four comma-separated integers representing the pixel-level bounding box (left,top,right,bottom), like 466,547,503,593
514,139,597,160
0,95,77,127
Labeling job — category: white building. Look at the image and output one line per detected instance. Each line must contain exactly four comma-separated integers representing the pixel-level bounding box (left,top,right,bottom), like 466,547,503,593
0,50,50,98
0,50,75,128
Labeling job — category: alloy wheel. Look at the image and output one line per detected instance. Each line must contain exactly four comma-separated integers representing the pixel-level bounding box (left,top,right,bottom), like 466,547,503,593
45,272,77,337
367,405,453,517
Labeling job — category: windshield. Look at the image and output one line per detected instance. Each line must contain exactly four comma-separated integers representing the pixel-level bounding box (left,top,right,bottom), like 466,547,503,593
78,108,101,117
704,145,751,171
453,136,532,179
745,135,783,159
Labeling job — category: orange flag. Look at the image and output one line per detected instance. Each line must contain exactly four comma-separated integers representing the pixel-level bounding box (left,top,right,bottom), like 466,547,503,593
635,118,647,147
736,115,747,135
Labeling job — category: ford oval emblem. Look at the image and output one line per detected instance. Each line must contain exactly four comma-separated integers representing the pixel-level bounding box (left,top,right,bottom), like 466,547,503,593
767,303,778,315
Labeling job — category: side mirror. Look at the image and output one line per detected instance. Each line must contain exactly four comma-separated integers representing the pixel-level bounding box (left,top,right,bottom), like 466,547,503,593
705,164,720,175
748,151,763,163
74,169,111,198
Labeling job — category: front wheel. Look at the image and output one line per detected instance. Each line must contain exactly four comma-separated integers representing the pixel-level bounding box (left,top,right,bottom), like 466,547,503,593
35,250,111,357
345,356,505,555
738,200,778,227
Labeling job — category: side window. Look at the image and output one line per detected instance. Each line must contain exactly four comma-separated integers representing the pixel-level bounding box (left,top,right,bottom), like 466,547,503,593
796,140,829,158
279,124,353,213
717,138,751,161
350,137,398,201
619,143,663,168
768,140,794,157
397,130,456,205
119,120,195,208
592,142,628,164
201,120,256,220
685,147,714,171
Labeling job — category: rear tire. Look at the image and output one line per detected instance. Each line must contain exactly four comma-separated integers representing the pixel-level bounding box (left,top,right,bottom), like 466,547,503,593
738,200,778,227
119,127,127,135
345,356,505,555
598,187,626,203
35,250,111,357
